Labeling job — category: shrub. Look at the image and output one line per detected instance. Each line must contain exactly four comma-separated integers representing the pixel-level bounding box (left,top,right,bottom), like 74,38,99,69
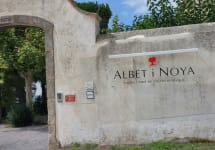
33,96,47,115
7,104,33,127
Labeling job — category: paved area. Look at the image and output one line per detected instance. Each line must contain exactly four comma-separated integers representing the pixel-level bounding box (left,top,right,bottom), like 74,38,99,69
0,124,48,150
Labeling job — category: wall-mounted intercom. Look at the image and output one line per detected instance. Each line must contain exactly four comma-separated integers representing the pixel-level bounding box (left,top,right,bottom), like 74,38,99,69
57,93,63,103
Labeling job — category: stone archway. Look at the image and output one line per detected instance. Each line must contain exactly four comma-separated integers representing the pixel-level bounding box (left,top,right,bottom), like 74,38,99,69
0,15,57,150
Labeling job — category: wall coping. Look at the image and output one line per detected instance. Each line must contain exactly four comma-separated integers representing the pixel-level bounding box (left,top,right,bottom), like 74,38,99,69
68,0,101,21
97,22,215,42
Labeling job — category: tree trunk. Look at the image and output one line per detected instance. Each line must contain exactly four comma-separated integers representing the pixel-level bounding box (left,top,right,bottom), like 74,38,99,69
21,71,33,109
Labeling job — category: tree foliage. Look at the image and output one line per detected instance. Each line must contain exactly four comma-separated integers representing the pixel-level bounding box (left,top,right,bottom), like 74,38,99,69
0,27,45,109
111,15,125,32
176,0,215,25
0,28,45,74
131,15,156,30
147,0,177,27
111,0,215,32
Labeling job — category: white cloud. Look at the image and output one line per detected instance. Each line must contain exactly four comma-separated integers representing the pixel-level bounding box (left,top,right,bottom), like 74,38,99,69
122,0,176,14
122,0,148,14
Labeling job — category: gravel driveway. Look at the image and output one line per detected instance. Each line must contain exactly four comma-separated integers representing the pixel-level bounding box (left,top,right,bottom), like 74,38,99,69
0,124,48,150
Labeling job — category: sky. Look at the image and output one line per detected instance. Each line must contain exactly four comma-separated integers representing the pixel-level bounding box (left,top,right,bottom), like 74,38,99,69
75,0,149,26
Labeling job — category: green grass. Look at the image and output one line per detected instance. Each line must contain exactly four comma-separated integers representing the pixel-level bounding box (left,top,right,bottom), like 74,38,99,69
64,140,215,150
65,143,98,150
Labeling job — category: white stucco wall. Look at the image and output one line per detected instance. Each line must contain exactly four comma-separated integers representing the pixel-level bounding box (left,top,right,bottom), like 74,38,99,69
56,22,215,147
94,27,215,145
1,0,215,148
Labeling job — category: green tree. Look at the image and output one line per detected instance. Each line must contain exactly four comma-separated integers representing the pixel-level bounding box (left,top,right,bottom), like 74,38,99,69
147,0,177,27
75,1,112,33
110,0,177,32
126,0,215,32
97,3,112,31
176,0,215,25
111,15,125,32
0,27,45,109
131,15,157,30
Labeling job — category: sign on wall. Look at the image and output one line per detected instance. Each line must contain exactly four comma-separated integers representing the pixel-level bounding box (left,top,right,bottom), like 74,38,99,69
110,48,198,84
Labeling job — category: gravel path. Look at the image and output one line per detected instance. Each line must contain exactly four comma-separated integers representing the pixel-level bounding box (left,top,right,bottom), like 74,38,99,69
0,125,48,150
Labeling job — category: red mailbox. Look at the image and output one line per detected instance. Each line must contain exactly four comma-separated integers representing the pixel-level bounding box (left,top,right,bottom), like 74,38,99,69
65,95,76,102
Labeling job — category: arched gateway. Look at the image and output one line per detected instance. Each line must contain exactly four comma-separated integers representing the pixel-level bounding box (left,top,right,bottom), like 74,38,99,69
0,15,57,149
2,0,215,150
